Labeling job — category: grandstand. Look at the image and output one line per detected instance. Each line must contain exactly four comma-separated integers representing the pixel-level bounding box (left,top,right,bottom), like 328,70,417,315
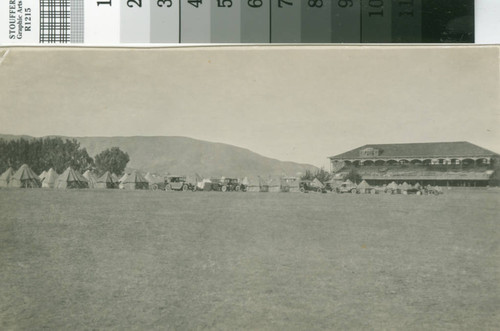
328,142,499,187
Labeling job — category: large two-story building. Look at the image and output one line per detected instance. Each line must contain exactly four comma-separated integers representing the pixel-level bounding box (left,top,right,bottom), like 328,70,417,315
328,142,499,187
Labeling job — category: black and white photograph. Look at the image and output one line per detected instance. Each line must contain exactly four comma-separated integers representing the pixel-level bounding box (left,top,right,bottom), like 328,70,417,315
0,45,499,330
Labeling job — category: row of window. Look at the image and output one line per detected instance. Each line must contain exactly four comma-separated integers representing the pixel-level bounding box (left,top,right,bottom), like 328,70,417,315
335,158,492,166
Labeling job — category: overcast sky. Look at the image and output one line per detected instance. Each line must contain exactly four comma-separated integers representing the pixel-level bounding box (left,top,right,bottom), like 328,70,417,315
0,46,498,168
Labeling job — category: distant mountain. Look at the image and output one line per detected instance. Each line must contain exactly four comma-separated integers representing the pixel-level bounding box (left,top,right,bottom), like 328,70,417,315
0,134,318,177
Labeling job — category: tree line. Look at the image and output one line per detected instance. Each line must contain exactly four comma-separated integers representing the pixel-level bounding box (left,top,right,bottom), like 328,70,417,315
0,137,129,176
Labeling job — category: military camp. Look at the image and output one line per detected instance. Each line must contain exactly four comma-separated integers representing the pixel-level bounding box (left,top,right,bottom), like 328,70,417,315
0,136,498,331
0,140,498,331
0,137,498,331
2,41,500,331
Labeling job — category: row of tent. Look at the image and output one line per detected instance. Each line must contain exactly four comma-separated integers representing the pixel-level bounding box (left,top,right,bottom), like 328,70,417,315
1,164,445,195
352,180,419,192
338,179,443,194
0,164,151,189
0,164,305,192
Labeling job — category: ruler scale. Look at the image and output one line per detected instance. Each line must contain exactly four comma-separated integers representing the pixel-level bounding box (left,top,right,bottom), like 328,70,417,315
1,0,494,45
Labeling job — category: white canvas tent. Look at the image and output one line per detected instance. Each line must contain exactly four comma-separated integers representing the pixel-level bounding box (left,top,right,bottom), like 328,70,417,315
56,167,88,189
118,173,129,189
0,167,15,188
144,172,154,183
387,181,398,190
42,168,59,188
83,170,98,189
281,177,300,192
386,181,398,193
244,176,261,192
9,164,41,188
343,179,354,186
357,180,372,193
194,173,211,191
121,171,149,190
39,170,48,181
311,178,325,189
258,177,269,192
400,182,411,191
96,171,117,189
267,176,282,193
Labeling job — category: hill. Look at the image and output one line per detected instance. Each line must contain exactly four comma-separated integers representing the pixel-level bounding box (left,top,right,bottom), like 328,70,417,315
0,134,318,177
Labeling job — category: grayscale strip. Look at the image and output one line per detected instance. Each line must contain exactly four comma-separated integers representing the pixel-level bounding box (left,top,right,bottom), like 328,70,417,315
71,0,84,43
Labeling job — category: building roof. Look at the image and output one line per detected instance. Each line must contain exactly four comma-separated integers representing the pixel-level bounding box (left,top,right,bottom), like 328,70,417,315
329,142,498,160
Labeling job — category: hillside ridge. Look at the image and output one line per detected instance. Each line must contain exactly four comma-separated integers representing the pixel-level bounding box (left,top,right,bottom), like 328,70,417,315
0,134,318,177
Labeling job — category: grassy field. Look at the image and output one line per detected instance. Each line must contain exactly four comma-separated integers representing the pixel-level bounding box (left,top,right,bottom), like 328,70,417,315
0,189,499,330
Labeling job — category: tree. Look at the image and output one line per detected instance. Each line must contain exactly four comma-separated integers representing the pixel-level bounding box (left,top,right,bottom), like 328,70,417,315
314,168,332,183
0,137,94,174
301,170,315,181
300,168,332,183
39,138,94,173
344,169,362,184
95,147,130,176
